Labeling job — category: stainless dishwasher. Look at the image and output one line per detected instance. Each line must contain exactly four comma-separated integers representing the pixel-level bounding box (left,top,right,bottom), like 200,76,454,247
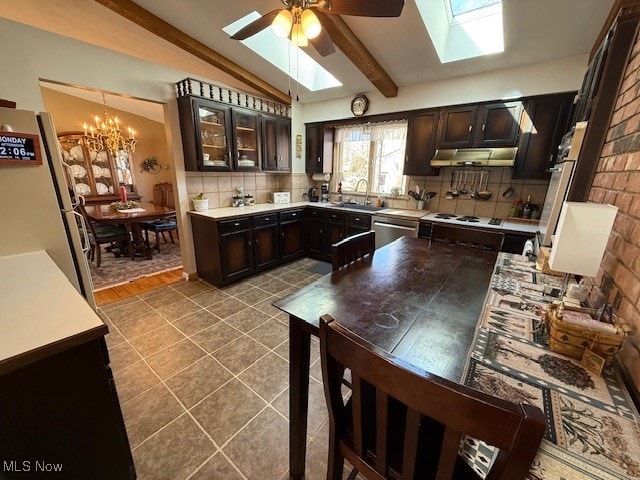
371,215,419,249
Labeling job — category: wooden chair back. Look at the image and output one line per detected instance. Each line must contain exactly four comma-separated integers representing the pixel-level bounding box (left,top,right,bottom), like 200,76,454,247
319,315,546,480
152,182,174,208
431,224,504,252
331,230,375,271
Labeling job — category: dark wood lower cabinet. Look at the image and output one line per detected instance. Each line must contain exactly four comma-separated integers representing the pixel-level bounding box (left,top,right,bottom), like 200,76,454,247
253,224,280,271
280,211,305,262
0,338,135,480
220,229,253,282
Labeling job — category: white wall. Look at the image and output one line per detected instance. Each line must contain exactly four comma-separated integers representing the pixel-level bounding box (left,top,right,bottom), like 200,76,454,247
292,55,587,170
3,15,588,275
1,17,202,274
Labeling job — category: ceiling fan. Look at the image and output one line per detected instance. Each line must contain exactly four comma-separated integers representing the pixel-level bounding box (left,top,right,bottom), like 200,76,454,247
230,0,405,57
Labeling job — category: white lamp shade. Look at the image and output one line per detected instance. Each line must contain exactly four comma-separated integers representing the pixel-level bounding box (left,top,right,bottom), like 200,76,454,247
548,202,618,277
272,9,293,38
301,9,321,39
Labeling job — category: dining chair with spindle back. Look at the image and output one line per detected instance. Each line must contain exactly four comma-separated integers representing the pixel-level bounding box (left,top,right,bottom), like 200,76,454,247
319,314,546,480
77,202,132,267
141,182,178,252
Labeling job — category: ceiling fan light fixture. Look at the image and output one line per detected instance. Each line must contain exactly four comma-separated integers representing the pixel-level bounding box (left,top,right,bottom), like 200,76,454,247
272,9,293,38
290,23,308,46
300,9,321,39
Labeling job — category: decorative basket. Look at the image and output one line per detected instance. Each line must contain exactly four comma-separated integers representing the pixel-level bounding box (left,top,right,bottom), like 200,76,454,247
542,303,628,366
536,247,564,277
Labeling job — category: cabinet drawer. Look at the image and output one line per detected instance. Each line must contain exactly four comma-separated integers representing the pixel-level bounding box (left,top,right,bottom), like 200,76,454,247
219,218,251,235
253,214,278,228
348,213,371,228
326,211,346,223
280,209,304,222
307,208,324,219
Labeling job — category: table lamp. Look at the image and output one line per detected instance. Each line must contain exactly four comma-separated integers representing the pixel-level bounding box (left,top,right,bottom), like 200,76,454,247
548,202,618,304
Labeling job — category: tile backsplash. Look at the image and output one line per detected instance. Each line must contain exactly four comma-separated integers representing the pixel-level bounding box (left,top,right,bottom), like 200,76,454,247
186,167,549,220
185,172,315,208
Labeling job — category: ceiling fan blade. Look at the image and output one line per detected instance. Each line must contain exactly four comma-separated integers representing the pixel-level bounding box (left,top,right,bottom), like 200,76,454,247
230,9,281,40
317,0,404,17
309,28,335,56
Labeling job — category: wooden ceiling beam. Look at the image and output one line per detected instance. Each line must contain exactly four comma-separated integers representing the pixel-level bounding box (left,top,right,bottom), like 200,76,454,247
94,0,291,105
317,12,399,98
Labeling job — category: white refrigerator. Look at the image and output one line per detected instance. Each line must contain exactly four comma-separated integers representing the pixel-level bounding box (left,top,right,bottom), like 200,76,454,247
0,107,95,308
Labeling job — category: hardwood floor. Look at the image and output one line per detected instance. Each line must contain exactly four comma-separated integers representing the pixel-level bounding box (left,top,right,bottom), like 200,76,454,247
93,267,184,306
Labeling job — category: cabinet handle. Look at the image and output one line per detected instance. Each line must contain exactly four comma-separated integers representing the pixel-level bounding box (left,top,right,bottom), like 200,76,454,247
405,154,408,164
291,213,297,217
468,125,473,132
248,239,252,246
255,238,260,245
355,217,360,221
317,156,321,163
482,124,485,131
281,232,285,238
234,222,240,226
265,217,270,221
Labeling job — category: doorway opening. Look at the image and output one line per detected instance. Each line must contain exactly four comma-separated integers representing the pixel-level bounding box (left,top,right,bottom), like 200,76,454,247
39,80,183,298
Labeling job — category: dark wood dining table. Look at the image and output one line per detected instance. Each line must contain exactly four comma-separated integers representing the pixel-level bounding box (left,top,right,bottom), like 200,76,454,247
273,237,498,480
84,202,175,260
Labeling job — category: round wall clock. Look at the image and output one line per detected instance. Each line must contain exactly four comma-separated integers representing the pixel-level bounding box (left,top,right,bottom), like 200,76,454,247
351,94,369,116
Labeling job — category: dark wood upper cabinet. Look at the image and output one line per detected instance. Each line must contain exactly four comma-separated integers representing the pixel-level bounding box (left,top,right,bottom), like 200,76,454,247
262,114,291,172
305,122,333,173
437,105,478,148
178,96,233,171
512,93,575,180
436,102,522,150
474,101,523,147
404,110,440,176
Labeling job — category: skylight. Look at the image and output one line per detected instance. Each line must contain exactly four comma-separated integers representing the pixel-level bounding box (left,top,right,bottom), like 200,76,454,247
450,0,500,17
223,12,342,92
417,0,504,64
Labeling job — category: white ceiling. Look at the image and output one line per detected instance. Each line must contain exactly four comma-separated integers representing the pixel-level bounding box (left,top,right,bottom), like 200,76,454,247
3,0,614,106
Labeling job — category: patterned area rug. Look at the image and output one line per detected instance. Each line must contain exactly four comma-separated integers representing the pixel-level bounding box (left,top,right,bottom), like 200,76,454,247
88,239,182,291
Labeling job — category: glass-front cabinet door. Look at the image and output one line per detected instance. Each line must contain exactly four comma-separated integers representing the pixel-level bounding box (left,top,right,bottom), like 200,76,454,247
198,104,231,170
57,133,118,200
233,109,261,170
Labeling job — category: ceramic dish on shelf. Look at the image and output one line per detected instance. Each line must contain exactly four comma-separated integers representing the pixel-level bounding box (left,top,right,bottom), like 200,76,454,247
92,165,103,177
108,186,114,194
69,145,84,160
238,159,255,167
96,151,108,163
212,160,227,166
75,183,91,195
89,150,97,161
70,164,86,178
61,148,73,162
96,183,109,195
102,167,111,178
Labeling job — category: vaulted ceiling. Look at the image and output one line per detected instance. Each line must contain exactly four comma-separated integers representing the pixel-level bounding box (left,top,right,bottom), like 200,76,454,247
2,0,614,105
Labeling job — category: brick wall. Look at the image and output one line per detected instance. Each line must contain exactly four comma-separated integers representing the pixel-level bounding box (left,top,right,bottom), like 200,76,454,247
590,27,640,390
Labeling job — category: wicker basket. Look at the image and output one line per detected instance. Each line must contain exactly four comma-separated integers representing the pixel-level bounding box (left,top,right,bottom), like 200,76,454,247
542,303,628,366
536,247,564,277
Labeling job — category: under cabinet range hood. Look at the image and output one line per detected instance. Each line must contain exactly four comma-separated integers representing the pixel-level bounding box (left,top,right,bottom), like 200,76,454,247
431,147,517,167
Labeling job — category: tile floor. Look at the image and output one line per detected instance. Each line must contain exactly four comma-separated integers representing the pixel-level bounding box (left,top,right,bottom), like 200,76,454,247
100,258,353,480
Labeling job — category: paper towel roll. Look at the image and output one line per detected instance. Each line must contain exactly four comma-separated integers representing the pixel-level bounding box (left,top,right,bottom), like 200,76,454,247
522,239,534,258
311,173,331,182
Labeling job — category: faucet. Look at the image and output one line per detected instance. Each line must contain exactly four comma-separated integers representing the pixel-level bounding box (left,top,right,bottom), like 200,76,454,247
354,178,370,205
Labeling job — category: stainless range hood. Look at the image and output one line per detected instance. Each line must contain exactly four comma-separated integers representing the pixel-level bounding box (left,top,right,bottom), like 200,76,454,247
431,147,517,167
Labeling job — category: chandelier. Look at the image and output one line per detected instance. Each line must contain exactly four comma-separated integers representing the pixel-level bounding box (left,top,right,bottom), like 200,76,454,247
82,93,137,156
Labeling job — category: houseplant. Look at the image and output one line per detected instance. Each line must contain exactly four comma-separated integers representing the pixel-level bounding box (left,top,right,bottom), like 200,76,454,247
192,193,209,212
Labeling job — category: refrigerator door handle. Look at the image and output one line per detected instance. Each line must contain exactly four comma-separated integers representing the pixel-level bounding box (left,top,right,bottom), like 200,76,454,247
73,210,91,254
61,160,80,208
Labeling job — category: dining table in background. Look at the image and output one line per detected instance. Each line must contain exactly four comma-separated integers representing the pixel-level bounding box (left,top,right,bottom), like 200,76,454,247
273,237,498,480
84,202,175,260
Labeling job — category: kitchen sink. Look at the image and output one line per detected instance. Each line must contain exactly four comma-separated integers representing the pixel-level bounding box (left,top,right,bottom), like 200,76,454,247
335,203,384,212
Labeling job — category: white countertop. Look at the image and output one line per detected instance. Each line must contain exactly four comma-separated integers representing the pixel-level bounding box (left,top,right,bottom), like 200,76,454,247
189,202,539,234
0,251,106,373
